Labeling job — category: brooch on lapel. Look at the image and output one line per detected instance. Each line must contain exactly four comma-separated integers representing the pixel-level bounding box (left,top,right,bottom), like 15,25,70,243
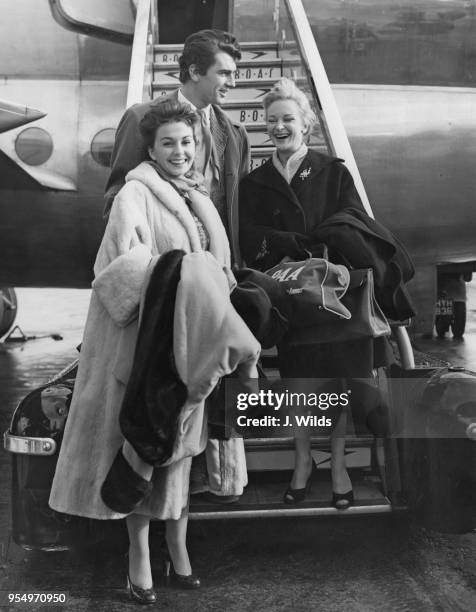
299,167,311,181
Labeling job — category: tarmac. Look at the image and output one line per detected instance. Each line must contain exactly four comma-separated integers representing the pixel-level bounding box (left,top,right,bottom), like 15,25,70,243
0,288,475,611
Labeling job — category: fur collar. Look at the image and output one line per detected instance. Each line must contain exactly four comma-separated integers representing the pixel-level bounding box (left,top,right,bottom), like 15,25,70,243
126,162,230,268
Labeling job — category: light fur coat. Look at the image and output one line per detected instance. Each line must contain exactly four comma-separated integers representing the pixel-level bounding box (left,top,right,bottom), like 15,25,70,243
49,163,258,520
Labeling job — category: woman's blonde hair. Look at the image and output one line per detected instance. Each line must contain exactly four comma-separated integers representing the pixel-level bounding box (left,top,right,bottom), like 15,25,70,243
263,77,316,132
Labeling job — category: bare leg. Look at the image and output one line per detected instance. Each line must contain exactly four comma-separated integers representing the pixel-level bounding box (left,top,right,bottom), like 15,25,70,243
331,409,352,494
290,430,313,489
165,516,192,576
126,513,153,589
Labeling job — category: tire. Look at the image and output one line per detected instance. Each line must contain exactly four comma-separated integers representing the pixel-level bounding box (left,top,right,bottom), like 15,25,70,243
451,301,466,337
0,288,17,337
435,315,450,338
407,436,476,534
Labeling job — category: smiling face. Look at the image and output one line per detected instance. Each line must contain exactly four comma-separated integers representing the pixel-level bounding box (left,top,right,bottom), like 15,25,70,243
190,51,237,107
266,99,308,161
148,121,195,178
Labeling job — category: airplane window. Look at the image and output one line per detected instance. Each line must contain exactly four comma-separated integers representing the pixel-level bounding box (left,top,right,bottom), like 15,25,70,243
15,127,53,166
91,128,116,167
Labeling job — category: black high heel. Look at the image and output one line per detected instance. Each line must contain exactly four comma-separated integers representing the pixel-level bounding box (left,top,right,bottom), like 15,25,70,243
126,575,157,605
283,460,316,504
332,489,354,510
162,546,201,590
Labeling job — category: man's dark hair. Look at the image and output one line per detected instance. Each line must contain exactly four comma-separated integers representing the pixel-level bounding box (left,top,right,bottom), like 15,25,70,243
179,29,241,84
139,99,198,150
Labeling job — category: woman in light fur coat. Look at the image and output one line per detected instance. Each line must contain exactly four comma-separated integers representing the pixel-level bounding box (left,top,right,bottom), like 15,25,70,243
49,99,260,603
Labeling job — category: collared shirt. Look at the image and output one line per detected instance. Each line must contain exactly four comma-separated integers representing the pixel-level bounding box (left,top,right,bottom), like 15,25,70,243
178,90,226,230
178,89,210,181
272,144,308,184
177,89,210,123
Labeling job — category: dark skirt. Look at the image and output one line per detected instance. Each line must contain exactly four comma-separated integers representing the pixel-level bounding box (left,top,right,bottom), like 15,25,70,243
277,337,393,436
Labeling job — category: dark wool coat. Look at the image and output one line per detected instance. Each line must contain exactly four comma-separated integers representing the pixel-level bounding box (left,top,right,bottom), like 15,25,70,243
119,249,187,468
239,149,365,271
239,149,395,380
313,207,416,321
105,89,250,264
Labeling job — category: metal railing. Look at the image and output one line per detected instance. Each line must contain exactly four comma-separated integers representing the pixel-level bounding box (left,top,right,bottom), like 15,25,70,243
282,0,372,217
126,0,156,108
279,0,415,368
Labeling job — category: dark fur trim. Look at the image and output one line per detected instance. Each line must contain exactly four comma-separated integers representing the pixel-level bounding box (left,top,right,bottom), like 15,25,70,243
101,448,153,513
119,249,188,466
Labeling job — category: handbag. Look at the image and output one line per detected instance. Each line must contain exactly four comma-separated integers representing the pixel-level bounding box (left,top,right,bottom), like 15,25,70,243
265,257,352,327
291,268,391,343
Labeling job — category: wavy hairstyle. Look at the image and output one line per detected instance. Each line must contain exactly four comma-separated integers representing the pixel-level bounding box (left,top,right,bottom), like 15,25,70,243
179,29,241,83
139,99,198,150
263,77,317,133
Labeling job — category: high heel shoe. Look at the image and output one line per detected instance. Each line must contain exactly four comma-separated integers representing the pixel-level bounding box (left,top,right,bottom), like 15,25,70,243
162,547,201,590
283,460,316,504
332,489,354,510
126,575,157,605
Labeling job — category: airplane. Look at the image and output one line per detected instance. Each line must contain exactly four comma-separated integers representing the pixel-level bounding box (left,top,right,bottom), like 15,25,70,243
3,1,476,545
1,0,476,339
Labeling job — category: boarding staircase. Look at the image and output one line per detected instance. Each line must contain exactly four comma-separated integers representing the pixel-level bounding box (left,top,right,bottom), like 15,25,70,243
127,0,415,519
152,41,323,172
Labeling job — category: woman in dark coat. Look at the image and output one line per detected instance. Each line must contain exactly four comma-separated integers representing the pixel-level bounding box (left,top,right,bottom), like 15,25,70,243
239,77,377,508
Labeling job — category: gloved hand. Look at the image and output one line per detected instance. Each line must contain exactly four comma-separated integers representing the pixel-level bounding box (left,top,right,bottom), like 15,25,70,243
268,230,310,260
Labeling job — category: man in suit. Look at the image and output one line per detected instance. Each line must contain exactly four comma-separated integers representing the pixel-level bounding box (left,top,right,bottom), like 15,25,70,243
105,29,250,264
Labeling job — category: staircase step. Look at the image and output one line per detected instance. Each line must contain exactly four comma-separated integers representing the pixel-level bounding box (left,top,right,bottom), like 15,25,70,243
189,474,395,519
153,67,297,85
189,502,393,520
244,438,374,472
153,62,302,85
244,436,375,449
154,41,297,52
225,106,266,123
153,41,298,64
250,146,274,156
154,58,301,72
250,144,327,156
152,85,270,101
246,129,324,148
152,76,307,92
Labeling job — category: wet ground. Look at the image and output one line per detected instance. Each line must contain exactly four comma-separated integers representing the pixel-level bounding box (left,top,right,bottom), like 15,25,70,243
0,288,475,611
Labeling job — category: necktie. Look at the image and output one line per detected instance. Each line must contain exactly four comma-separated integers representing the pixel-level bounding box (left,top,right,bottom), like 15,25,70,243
197,108,212,172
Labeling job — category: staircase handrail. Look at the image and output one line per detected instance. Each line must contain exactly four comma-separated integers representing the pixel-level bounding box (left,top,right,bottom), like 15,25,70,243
283,0,372,217
126,0,156,108
282,0,415,368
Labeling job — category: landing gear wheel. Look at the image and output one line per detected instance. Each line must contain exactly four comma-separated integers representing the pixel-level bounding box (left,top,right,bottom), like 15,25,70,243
451,302,466,338
407,435,476,533
0,288,17,338
435,315,450,339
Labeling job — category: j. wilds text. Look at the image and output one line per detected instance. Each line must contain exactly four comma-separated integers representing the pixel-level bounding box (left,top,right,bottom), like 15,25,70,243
235,390,351,430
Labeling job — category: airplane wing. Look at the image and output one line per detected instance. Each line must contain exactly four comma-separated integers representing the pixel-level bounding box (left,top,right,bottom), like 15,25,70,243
0,99,46,134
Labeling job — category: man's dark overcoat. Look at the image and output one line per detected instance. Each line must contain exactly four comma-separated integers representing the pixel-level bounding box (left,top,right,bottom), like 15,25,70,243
105,89,250,263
